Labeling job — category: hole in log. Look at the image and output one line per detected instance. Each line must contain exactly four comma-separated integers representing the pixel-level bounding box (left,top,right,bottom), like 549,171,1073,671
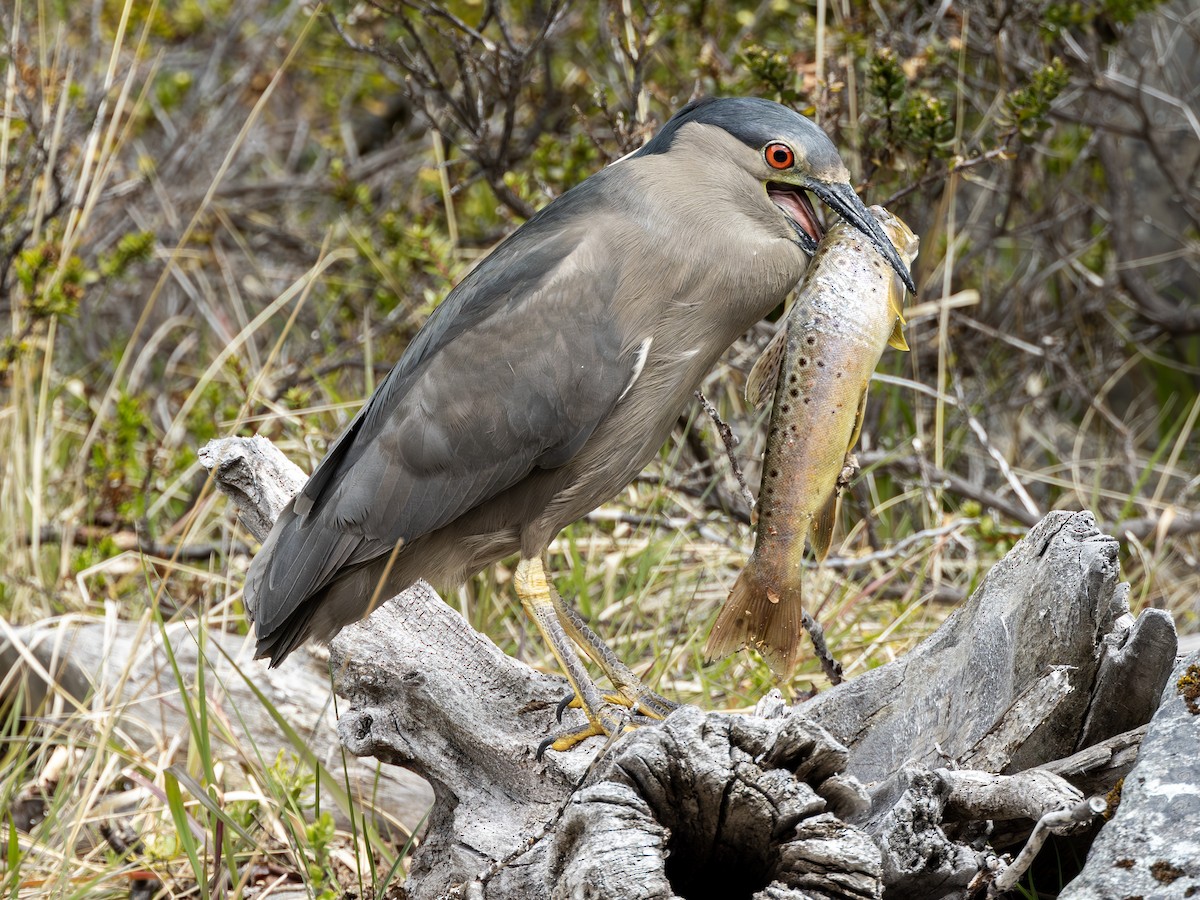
549,707,876,898
352,713,374,741
664,838,772,899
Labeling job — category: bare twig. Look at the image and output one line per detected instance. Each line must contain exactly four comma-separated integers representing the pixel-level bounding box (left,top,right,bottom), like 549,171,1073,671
800,608,844,685
989,796,1108,896
814,518,980,571
27,525,252,561
882,140,1016,206
330,0,567,220
694,389,756,512
859,452,1041,528
953,377,1042,521
1115,509,1200,543
1098,136,1200,335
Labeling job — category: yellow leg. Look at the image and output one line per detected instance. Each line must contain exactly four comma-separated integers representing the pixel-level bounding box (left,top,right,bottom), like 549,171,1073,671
515,557,635,754
549,589,678,720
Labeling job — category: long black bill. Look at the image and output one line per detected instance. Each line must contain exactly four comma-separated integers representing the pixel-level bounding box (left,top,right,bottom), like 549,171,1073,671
808,180,918,295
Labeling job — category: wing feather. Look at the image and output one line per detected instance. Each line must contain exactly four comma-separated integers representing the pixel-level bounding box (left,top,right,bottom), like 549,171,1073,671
244,183,645,649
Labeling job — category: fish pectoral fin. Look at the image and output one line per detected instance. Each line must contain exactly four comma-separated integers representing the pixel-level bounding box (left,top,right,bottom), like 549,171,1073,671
887,316,909,351
746,327,788,408
809,489,841,562
889,289,907,325
810,387,865,561
847,387,869,451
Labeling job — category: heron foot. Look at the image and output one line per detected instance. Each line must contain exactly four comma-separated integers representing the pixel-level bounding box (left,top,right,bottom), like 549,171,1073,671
516,556,677,756
555,684,679,722
549,591,680,719
537,705,661,759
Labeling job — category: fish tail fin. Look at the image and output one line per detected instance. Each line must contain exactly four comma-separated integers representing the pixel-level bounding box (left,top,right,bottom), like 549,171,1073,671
706,560,803,677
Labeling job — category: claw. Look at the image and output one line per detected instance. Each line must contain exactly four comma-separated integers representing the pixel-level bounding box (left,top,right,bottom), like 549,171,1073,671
538,704,652,758
535,735,557,761
557,688,672,723
546,719,609,754
628,689,679,720
555,693,575,723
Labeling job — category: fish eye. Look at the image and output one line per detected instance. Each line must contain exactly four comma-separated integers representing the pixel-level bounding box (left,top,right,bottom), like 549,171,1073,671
764,142,795,170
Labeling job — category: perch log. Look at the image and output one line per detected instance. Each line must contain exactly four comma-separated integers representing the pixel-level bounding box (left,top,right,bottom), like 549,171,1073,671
191,436,1183,899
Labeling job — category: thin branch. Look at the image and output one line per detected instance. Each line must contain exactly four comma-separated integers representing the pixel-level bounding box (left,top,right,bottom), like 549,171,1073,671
694,389,756,512
860,452,1041,528
800,609,844,686
882,140,1016,206
814,519,981,571
954,377,1042,521
1098,136,1200,334
1115,509,1200,543
27,525,251,561
989,796,1108,896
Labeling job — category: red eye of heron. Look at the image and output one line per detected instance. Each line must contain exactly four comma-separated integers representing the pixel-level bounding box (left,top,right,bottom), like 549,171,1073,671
765,142,794,169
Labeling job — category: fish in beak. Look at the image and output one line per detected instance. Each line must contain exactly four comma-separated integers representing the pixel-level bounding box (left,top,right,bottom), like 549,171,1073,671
806,180,918,296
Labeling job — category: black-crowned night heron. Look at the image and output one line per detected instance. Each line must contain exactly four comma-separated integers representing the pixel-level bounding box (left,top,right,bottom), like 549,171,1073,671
244,97,915,752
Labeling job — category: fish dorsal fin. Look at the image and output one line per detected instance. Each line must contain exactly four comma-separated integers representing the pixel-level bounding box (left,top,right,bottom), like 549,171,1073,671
809,488,841,562
746,327,787,408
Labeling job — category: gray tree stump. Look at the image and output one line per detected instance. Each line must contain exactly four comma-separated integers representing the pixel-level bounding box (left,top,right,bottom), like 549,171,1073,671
804,511,1178,781
1058,651,1200,899
194,438,1187,897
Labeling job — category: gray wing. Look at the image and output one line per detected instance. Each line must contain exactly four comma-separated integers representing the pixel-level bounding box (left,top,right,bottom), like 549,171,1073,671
244,196,638,639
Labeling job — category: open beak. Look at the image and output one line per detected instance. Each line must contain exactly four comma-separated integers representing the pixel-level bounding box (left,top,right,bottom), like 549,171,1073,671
807,180,918,296
768,182,824,254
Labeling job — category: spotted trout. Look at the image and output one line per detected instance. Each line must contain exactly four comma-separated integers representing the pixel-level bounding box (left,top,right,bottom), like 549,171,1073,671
706,206,918,675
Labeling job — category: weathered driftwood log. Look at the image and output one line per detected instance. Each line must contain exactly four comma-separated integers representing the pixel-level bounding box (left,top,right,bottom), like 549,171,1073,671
800,511,1179,893
804,510,1178,781
1058,651,1200,899
0,613,434,835
199,436,1184,899
0,435,432,836
1039,725,1147,798
514,706,882,900
849,764,1091,898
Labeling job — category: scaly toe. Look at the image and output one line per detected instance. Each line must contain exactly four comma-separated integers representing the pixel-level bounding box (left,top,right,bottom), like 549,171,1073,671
622,687,679,720
538,704,662,758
